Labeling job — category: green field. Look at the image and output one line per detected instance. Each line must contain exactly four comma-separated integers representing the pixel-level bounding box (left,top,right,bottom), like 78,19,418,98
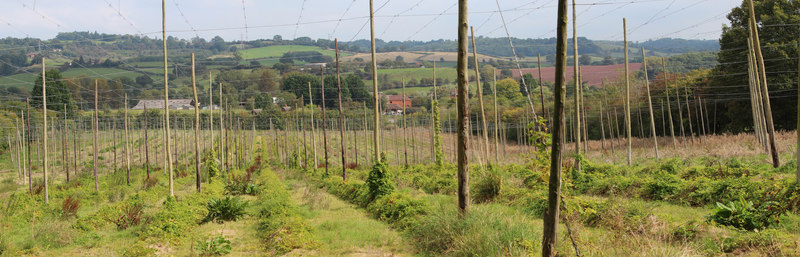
240,45,345,61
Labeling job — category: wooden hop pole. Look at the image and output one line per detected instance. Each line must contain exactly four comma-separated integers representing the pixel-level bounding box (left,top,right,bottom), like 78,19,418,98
748,0,780,167
42,60,49,203
125,95,131,185
456,0,470,214
623,18,632,166
470,26,490,165
162,0,175,196
543,0,568,255
572,0,582,171
642,47,659,158
335,39,347,180
191,53,201,192
93,80,99,191
369,0,381,160
662,58,677,149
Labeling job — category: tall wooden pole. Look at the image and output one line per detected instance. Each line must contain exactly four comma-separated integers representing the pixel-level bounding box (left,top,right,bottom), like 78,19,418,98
572,0,582,169
335,39,347,180
662,58,677,149
124,95,130,185
684,87,695,145
748,0,780,167
162,0,174,196
543,0,568,255
191,53,201,192
62,104,68,182
144,103,150,179
309,82,318,167
470,26,490,165
623,18,632,166
209,71,213,163
456,0,470,214
537,54,547,119
25,103,31,193
369,0,380,160
402,79,409,167
42,60,49,203
93,80,99,191
493,69,500,163
321,67,329,174
642,47,659,158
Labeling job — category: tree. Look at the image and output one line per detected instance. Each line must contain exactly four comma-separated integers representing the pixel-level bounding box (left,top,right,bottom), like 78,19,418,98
579,54,593,65
31,69,73,116
257,68,278,92
254,93,273,109
496,78,523,100
136,75,153,86
709,0,800,132
211,36,226,52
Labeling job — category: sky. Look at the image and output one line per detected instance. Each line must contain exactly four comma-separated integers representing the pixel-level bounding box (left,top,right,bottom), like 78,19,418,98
0,0,741,43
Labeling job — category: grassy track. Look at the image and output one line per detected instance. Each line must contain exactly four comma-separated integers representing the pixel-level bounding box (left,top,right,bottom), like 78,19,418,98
281,173,412,256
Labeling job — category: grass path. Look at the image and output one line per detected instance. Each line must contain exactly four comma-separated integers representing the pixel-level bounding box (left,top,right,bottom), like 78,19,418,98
279,171,413,256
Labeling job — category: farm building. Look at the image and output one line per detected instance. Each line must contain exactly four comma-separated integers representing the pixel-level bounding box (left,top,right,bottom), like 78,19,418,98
131,99,195,110
384,95,412,108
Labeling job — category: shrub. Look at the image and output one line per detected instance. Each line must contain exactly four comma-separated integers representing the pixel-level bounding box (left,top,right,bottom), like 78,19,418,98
671,222,699,242
708,197,781,231
365,161,394,203
643,171,683,201
202,196,248,223
143,176,158,189
61,195,80,217
195,236,232,256
366,192,427,229
225,172,258,195
473,172,502,203
111,202,144,229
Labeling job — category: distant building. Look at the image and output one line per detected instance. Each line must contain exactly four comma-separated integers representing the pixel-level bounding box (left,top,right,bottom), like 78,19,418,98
385,103,404,115
384,95,412,108
131,99,195,110
201,104,221,110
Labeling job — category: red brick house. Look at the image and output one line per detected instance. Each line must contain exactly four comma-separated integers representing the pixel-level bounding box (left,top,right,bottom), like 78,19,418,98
385,95,412,108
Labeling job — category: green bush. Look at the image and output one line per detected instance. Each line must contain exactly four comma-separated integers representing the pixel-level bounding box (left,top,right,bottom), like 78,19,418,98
473,171,502,203
365,161,394,203
366,192,427,229
195,236,232,256
708,197,781,231
643,171,684,201
202,196,248,224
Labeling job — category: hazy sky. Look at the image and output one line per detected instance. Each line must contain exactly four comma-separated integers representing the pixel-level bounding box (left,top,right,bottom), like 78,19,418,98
0,0,740,42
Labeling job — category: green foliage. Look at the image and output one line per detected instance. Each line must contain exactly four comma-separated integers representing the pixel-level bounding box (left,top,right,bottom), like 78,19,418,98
225,170,259,196
473,170,502,203
31,69,74,116
643,171,684,201
60,195,80,218
255,167,315,254
407,202,538,256
202,196,248,224
431,100,443,167
366,192,427,229
110,200,144,230
366,161,394,202
194,236,232,256
708,197,781,231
